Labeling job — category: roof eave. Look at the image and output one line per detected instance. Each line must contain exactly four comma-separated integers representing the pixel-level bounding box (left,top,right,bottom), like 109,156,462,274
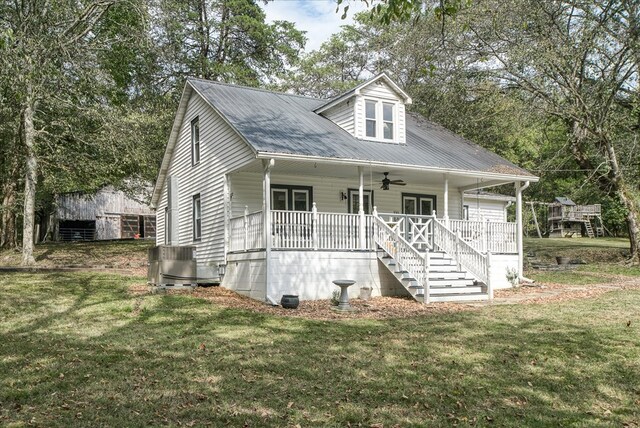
254,151,539,183
314,72,412,114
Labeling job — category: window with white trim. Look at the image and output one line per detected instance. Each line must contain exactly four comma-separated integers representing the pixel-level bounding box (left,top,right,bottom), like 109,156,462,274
382,103,394,140
365,100,377,138
191,117,200,165
364,99,395,142
192,194,201,241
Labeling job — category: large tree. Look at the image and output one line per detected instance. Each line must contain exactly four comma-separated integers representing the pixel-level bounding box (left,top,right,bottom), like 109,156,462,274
151,0,305,88
0,0,135,264
456,0,640,262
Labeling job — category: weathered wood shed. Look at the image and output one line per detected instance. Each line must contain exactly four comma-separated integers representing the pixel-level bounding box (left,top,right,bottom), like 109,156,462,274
55,187,156,241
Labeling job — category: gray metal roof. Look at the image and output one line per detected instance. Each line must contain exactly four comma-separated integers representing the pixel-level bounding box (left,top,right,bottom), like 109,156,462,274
188,78,535,178
554,196,576,206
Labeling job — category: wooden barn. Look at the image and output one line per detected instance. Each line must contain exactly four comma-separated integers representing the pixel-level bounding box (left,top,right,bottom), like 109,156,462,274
54,187,156,241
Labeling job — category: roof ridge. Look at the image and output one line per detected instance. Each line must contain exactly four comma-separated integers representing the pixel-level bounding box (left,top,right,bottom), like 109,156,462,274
186,77,325,101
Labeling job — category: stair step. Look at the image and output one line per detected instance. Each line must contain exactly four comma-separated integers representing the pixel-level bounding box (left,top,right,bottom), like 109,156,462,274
429,286,484,294
429,278,474,287
428,271,468,280
429,293,489,302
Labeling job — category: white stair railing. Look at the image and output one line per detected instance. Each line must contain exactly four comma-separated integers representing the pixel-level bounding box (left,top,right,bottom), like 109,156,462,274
432,217,492,298
373,211,430,303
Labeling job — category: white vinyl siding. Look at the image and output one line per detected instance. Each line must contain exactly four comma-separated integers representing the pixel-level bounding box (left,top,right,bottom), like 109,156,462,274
321,99,355,135
155,90,256,271
463,197,510,222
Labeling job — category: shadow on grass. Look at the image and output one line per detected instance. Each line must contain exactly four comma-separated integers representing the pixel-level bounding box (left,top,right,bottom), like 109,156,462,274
1,272,638,427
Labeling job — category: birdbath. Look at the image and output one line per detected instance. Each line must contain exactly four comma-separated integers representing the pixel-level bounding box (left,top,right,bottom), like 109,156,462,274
333,279,356,312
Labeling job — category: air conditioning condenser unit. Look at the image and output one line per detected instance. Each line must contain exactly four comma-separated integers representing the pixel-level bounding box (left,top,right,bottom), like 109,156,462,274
147,245,197,287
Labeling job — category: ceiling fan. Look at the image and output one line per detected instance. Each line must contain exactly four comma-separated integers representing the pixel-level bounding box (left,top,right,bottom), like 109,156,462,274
381,172,406,190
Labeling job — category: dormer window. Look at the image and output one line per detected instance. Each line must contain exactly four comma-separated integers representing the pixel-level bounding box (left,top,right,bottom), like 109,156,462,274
365,100,377,138
383,103,394,140
365,99,395,141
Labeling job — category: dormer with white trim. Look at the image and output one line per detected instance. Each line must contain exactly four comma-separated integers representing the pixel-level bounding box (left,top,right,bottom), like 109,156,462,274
314,73,412,144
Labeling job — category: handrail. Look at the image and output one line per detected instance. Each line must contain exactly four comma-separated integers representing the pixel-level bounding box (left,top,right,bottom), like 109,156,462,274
432,217,489,288
373,214,430,303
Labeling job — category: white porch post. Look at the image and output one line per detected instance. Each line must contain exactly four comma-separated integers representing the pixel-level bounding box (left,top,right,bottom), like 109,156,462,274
516,180,531,280
223,174,230,262
443,175,449,227
263,159,274,302
358,166,365,249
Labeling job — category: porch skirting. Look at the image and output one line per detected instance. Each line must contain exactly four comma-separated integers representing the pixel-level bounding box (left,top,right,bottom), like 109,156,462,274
223,250,518,302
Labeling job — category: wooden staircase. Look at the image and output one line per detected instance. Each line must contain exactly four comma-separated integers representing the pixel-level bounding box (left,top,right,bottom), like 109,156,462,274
377,249,489,303
583,220,595,238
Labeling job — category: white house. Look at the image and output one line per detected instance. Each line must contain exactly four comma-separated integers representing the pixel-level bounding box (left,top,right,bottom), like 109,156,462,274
463,190,515,222
151,73,538,303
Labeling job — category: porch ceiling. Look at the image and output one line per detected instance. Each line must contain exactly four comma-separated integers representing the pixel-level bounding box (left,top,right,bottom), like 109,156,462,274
232,158,518,190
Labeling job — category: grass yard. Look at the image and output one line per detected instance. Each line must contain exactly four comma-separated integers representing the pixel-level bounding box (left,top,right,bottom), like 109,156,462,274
524,237,640,286
1,271,639,427
0,240,153,268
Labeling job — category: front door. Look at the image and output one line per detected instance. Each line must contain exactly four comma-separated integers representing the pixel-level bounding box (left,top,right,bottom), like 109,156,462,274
401,193,437,248
348,189,373,214
402,193,436,216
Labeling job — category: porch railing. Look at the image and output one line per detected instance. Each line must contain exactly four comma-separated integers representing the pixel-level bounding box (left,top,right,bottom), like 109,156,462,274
229,209,264,252
372,214,430,300
433,218,490,291
377,213,434,251
449,219,516,254
272,209,373,250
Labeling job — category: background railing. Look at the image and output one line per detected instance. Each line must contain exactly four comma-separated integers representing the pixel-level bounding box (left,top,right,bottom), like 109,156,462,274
449,219,516,254
229,209,264,252
59,228,95,242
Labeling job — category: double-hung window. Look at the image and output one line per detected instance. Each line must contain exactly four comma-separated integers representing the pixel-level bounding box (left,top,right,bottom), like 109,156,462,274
192,194,201,241
382,103,394,140
364,100,395,141
191,117,200,166
365,100,377,138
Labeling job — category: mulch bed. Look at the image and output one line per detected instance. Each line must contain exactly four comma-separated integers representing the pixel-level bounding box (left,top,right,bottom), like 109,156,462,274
128,273,640,321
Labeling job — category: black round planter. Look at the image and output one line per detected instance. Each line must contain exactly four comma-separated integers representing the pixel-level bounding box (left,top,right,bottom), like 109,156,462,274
281,294,299,309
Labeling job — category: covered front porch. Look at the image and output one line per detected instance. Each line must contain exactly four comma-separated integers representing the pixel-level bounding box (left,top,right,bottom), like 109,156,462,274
220,158,529,302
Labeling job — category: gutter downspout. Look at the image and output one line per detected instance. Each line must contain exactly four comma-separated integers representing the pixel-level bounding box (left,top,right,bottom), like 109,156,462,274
263,159,276,304
516,181,531,283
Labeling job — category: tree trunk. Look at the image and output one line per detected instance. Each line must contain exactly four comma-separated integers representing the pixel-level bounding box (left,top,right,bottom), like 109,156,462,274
0,184,18,249
618,185,640,263
21,98,37,266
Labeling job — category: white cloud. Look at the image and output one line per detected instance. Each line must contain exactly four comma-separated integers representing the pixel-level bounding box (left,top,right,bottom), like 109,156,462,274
261,0,371,52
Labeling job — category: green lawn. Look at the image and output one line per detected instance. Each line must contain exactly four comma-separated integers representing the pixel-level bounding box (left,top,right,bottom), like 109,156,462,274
1,272,639,427
0,240,153,268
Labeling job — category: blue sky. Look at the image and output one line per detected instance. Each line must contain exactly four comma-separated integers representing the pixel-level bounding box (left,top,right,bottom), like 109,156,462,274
261,0,371,52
